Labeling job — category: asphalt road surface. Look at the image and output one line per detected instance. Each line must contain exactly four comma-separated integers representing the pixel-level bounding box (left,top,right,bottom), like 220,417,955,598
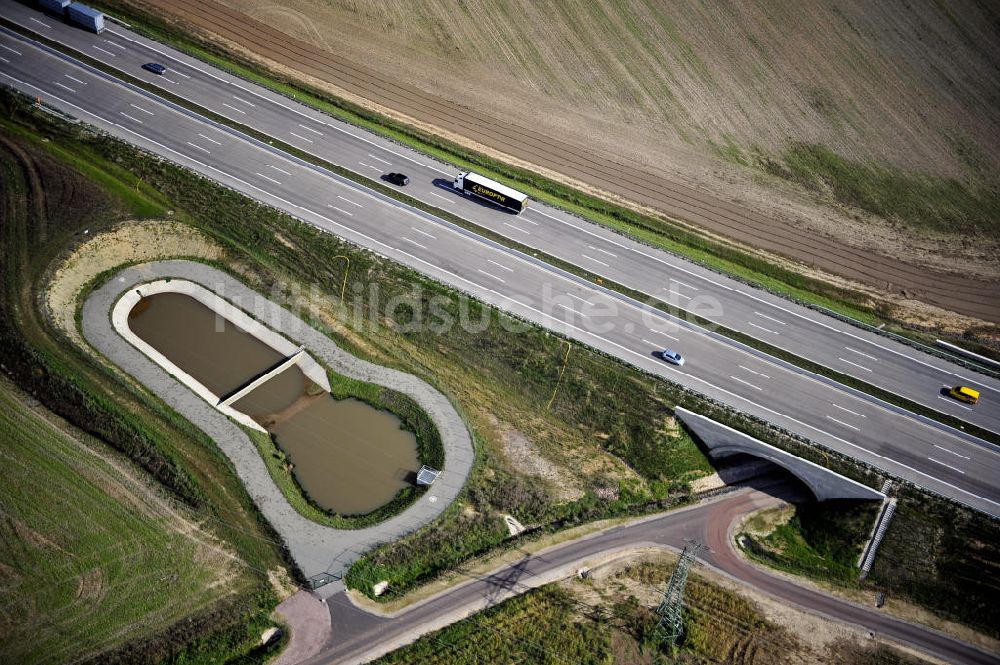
1,7,999,517
3,0,997,438
107,0,1000,326
301,485,999,665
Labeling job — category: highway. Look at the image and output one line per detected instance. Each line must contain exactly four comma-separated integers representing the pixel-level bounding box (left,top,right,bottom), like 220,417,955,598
301,485,999,665
4,0,997,438
1,5,999,517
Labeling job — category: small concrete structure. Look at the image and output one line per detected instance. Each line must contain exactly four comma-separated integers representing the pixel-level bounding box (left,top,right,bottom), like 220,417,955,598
675,408,884,502
112,279,330,432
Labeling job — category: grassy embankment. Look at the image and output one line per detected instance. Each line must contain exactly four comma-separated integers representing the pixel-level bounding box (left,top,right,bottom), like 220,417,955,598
371,555,930,665
11,12,998,447
0,104,289,661
245,371,445,529
5,85,991,644
738,493,1000,639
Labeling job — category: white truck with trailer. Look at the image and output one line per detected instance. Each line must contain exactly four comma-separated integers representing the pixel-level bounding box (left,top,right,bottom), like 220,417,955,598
453,172,528,213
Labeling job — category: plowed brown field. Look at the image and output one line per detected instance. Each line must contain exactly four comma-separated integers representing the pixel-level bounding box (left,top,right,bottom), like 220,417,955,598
127,0,1000,322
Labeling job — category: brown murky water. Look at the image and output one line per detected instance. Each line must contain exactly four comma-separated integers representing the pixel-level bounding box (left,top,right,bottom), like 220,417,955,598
129,292,419,515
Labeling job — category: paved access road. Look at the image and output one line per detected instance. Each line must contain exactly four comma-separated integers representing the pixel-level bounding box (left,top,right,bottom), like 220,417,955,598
3,0,996,438
2,10,1000,517
300,486,999,665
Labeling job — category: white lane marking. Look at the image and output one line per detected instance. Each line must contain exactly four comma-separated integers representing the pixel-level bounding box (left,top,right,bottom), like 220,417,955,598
739,365,770,379
567,293,591,305
754,311,786,325
268,164,292,176
64,74,86,85
289,131,313,143
581,254,609,267
641,338,662,347
129,103,154,116
255,172,281,185
326,205,352,217
648,329,679,342
0,44,21,56
488,259,513,273
477,269,505,283
221,102,246,115
934,445,970,460
844,346,878,361
504,222,530,234
928,457,965,474
104,40,127,50
938,395,973,411
197,133,222,145
748,321,779,335
232,95,256,107
589,245,617,258
826,415,860,431
670,279,696,290
358,161,382,172
428,191,453,204
159,76,178,85
519,217,539,226
667,288,691,300
23,66,989,506
839,357,873,372
556,302,583,316
172,70,191,79
730,375,762,391
185,141,210,154
30,17,52,28
118,111,142,124
832,403,866,418
53,81,75,93
411,226,436,240
0,56,8,64
402,237,427,250
368,153,392,165
298,123,324,136
92,45,115,57
337,195,363,208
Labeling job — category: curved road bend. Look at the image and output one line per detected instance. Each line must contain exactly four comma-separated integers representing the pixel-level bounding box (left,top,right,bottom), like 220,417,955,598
304,486,998,665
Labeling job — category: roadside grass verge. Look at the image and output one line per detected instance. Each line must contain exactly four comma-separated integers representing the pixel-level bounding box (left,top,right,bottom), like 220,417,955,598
8,15,997,444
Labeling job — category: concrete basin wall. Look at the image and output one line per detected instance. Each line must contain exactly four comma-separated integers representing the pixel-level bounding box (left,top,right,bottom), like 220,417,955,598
84,261,475,594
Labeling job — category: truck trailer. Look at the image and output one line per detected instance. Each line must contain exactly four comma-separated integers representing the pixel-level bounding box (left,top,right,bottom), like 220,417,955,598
66,2,105,33
453,172,528,213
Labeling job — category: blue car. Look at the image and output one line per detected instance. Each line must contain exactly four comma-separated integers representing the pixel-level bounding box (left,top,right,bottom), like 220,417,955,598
660,349,685,366
142,63,167,75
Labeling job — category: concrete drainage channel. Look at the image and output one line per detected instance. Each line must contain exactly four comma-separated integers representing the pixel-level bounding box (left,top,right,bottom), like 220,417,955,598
82,260,474,596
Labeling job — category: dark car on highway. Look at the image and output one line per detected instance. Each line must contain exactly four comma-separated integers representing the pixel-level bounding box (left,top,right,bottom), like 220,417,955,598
142,63,167,75
385,172,410,186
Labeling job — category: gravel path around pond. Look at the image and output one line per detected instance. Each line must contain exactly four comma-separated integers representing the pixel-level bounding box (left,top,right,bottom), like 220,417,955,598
82,260,474,596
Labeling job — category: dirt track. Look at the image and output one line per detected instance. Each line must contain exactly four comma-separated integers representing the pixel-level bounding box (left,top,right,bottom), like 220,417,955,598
134,0,1000,323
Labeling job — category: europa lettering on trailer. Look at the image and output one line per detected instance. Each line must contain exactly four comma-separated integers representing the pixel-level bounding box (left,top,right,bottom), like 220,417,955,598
472,184,507,204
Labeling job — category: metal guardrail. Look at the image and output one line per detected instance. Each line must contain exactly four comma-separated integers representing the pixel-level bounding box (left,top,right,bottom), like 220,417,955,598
810,305,1000,380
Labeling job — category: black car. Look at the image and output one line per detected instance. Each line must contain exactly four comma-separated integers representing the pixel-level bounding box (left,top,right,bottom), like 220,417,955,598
385,172,410,186
142,63,167,75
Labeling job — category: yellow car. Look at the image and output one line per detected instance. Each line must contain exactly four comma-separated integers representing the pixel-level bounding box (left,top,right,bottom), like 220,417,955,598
948,385,980,405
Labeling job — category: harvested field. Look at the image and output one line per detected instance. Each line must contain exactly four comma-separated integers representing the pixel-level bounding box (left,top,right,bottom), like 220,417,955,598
122,0,1000,321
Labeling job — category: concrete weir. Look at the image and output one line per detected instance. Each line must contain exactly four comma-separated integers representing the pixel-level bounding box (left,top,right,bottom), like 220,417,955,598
112,279,331,432
675,408,884,502
84,261,474,595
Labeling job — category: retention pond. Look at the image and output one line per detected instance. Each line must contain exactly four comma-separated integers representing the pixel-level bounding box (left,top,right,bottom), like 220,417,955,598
128,291,419,515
